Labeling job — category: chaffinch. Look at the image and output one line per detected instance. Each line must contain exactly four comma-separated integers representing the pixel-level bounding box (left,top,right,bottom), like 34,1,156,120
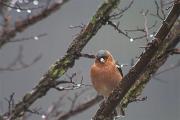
90,50,124,116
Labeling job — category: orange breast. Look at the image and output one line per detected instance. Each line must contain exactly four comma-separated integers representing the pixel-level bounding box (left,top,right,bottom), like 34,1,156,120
90,62,122,97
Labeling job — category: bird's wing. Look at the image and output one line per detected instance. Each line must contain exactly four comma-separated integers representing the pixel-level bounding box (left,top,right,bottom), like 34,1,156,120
116,64,123,77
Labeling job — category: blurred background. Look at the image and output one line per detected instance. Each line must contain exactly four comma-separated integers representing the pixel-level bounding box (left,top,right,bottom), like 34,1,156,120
0,0,179,120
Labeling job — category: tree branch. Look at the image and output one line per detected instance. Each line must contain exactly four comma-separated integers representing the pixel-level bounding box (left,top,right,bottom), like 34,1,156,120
8,0,121,119
93,2,180,120
0,0,70,48
57,95,103,120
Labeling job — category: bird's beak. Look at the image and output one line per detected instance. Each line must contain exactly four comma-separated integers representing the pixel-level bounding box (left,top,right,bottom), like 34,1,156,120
99,57,105,63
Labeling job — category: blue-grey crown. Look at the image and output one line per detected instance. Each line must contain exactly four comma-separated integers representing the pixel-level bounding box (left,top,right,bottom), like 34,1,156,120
96,50,107,59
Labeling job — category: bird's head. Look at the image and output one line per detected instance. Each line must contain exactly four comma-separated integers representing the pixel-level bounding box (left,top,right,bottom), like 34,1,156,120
95,50,114,64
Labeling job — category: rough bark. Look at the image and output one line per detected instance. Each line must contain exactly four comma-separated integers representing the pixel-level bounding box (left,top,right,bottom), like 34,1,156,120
93,2,180,120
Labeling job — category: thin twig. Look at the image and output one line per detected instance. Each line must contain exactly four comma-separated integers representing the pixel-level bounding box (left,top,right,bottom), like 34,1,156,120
0,45,42,72
107,20,131,39
110,0,134,19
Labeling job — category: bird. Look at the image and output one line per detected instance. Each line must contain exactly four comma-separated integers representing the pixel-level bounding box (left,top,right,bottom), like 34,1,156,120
90,50,125,116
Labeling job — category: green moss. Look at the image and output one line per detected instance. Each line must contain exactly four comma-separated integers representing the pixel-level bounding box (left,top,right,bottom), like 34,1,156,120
63,59,70,65
52,69,60,78
49,67,66,79
59,69,66,76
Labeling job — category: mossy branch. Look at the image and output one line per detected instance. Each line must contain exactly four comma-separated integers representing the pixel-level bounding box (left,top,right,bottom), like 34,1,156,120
8,0,121,119
93,2,180,120
121,24,180,108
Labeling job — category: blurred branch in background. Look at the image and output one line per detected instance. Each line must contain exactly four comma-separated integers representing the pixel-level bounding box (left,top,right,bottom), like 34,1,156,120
0,0,43,14
0,45,42,72
1,93,45,120
153,60,180,82
39,88,103,120
150,0,167,20
0,0,70,48
57,95,103,120
9,33,47,43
